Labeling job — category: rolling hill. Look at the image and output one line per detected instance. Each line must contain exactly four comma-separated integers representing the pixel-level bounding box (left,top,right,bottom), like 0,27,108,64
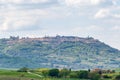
0,36,120,69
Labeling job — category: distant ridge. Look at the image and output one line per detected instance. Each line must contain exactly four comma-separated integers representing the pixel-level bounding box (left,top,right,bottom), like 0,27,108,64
0,36,120,69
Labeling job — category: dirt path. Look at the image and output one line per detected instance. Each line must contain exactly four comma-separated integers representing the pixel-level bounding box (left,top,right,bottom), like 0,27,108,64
27,71,43,78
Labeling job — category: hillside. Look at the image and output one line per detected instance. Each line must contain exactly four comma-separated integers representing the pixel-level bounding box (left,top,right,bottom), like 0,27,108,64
0,36,120,69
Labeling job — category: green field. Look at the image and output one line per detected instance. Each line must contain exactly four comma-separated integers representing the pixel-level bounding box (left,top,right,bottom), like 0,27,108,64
0,69,120,80
0,69,39,80
0,69,82,80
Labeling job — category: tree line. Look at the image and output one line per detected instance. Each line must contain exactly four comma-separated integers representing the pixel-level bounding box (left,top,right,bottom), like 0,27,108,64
17,67,120,80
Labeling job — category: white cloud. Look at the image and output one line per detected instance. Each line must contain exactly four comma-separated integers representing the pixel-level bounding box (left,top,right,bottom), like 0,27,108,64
111,26,120,31
0,0,68,32
94,8,110,19
112,0,117,6
65,0,86,6
113,14,120,18
0,0,23,4
30,0,49,3
73,25,104,34
0,0,49,4
91,0,104,5
64,0,103,6
0,15,39,31
94,6,120,19
0,7,56,32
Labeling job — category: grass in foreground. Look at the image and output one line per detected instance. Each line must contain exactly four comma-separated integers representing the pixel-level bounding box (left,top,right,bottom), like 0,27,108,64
0,69,119,80
0,69,83,80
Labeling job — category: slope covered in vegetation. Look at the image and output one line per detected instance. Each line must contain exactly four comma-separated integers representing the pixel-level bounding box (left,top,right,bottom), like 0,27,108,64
0,36,120,69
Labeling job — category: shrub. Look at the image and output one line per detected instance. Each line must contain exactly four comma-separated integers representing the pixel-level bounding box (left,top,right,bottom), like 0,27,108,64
88,72,101,80
69,72,78,78
103,75,112,78
77,70,89,79
59,68,69,78
114,75,120,80
17,67,29,72
48,69,59,77
42,69,49,77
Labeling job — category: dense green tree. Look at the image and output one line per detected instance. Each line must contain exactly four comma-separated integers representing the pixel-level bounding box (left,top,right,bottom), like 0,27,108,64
69,71,78,78
88,72,101,80
48,69,59,77
114,75,120,80
59,68,69,78
41,69,49,77
102,75,111,79
88,69,91,72
17,67,29,72
77,70,89,79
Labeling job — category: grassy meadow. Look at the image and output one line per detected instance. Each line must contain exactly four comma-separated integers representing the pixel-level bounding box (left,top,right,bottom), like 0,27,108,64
0,69,81,80
0,68,120,80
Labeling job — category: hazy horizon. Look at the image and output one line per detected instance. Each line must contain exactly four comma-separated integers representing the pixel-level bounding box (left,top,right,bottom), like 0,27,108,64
0,0,120,50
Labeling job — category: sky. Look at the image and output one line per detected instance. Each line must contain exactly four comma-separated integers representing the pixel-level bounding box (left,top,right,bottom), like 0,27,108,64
0,0,120,50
